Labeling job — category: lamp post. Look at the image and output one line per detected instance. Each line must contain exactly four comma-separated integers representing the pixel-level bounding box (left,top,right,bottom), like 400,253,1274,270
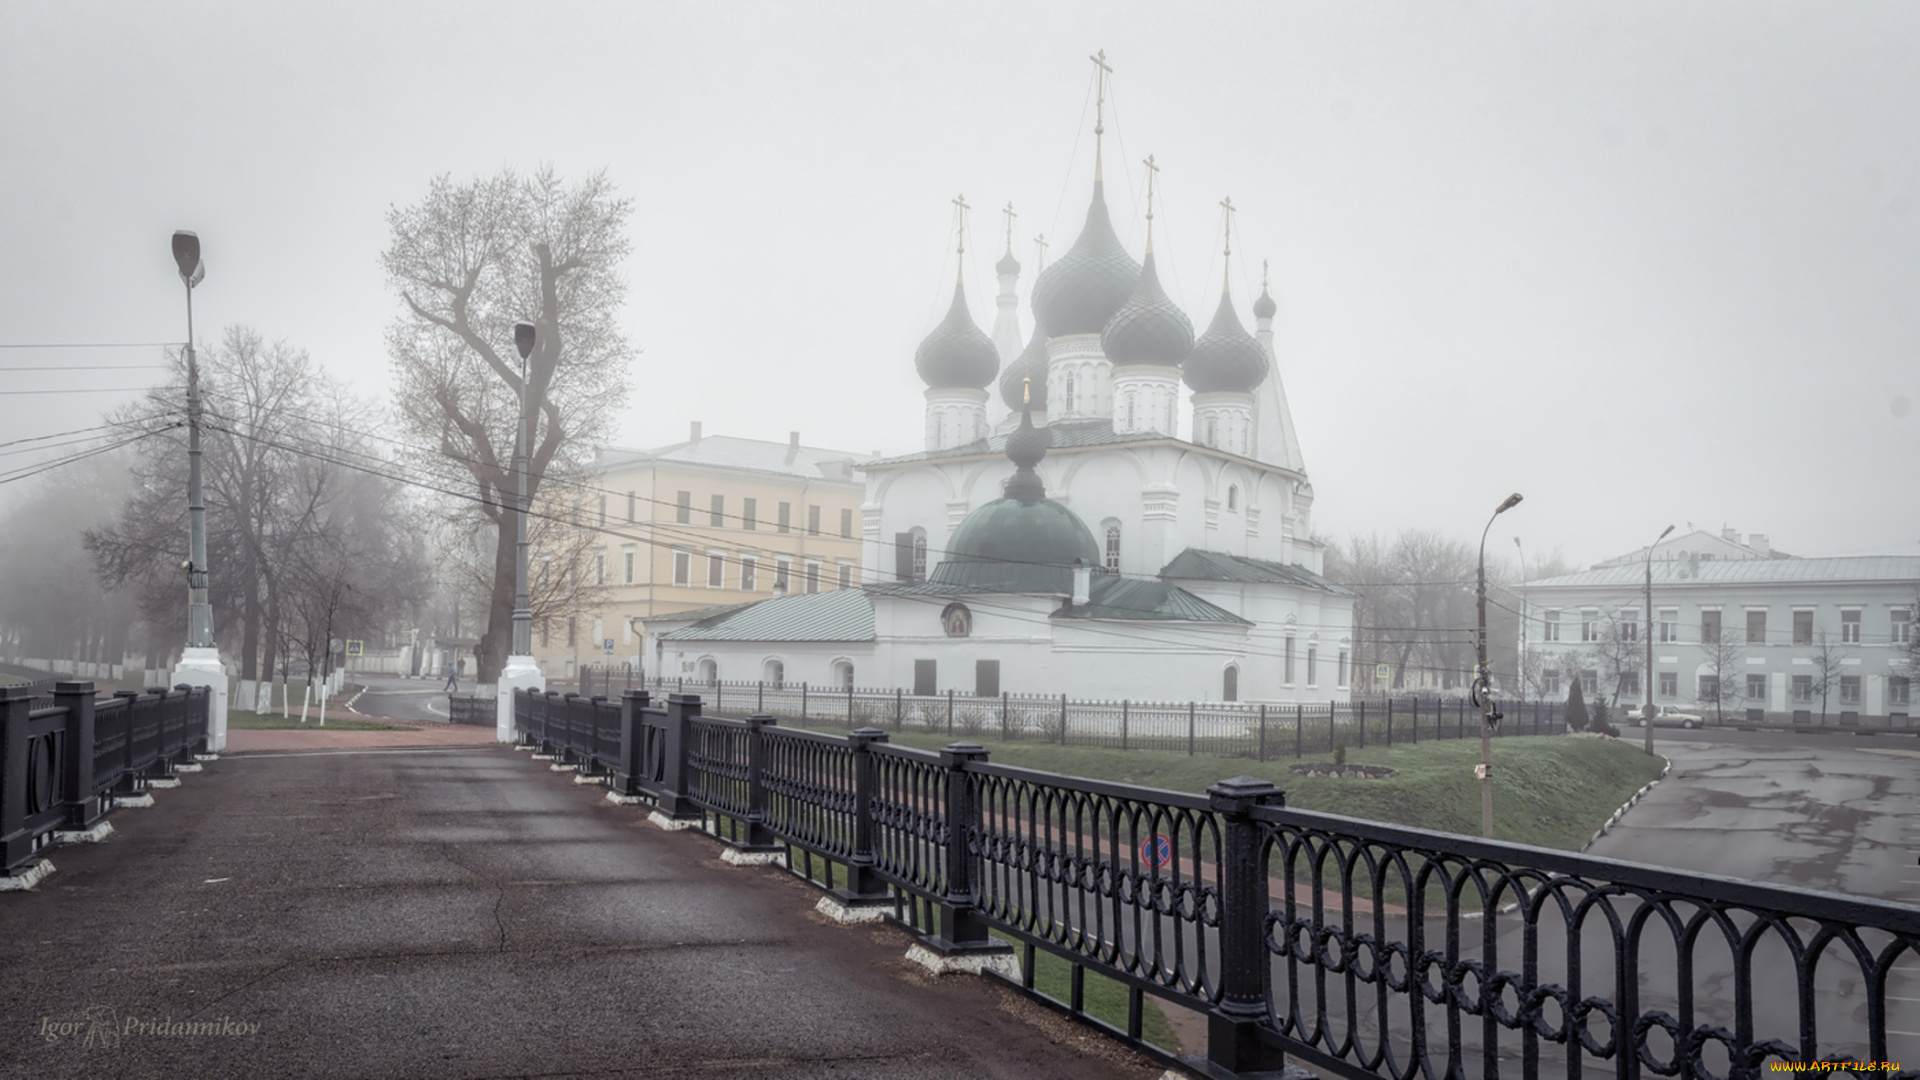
1643,524,1675,755
169,231,228,751
495,320,547,741
1475,492,1524,839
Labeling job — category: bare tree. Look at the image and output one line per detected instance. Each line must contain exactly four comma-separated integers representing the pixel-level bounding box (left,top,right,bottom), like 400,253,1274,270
1588,611,1644,710
383,167,633,682
1807,629,1846,725
1695,616,1746,725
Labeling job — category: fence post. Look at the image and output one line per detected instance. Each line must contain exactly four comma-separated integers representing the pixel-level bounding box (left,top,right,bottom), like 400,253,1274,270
1328,703,1335,755
1121,699,1129,752
1059,693,1068,746
759,680,765,713
840,727,892,906
653,692,704,823
1,685,40,875
1358,700,1366,750
1205,775,1290,1076
55,682,102,832
1188,701,1197,757
743,713,782,852
947,688,954,736
896,687,903,728
1459,697,1466,740
801,681,808,723
612,688,652,798
927,741,1013,966
1257,704,1267,763
847,681,855,725
1295,703,1303,759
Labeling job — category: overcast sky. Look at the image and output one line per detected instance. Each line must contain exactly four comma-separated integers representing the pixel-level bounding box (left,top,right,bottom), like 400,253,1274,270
4,1,1916,570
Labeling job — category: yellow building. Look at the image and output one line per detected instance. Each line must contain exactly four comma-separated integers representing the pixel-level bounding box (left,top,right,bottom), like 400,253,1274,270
531,423,872,679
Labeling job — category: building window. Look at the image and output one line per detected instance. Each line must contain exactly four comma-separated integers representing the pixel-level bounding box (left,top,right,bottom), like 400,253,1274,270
740,556,757,593
912,532,927,583
805,562,821,594
1658,671,1677,699
1891,676,1911,707
1105,525,1121,573
1659,609,1678,643
594,551,606,586
1894,608,1913,645
742,498,757,531
1543,669,1561,696
1792,675,1813,703
1223,665,1239,702
1839,675,1861,705
807,505,821,536
539,618,549,648
975,659,999,697
1581,669,1598,697
1284,637,1296,685
840,507,853,538
837,563,852,589
1065,373,1076,413
710,494,725,527
622,546,635,585
913,659,936,696
1621,615,1638,643
774,559,790,593
1746,610,1767,645
672,550,691,587
676,491,691,524
1227,485,1238,511
1792,610,1813,645
1542,609,1561,642
765,659,785,689
1697,674,1718,702
1124,393,1136,430
627,491,636,523
707,552,724,588
1621,671,1641,698
778,502,791,534
1841,609,1861,644
1306,647,1318,688
1701,610,1721,645
566,618,576,648
837,660,858,691
1206,416,1218,446
597,495,606,527
1338,649,1349,688
1746,674,1767,700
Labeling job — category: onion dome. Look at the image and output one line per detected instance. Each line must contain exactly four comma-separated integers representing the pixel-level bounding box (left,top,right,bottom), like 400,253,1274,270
929,403,1098,593
1252,282,1277,320
999,323,1051,412
1031,182,1140,337
914,281,999,390
1183,292,1269,393
996,248,1021,276
1099,251,1192,367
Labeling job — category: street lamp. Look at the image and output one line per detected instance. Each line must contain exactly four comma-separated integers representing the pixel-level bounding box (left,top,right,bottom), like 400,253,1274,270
168,230,228,750
1643,523,1675,755
1475,492,1523,839
496,320,546,741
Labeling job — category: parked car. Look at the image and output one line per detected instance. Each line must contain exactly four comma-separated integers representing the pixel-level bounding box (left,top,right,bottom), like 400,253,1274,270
1637,705,1706,729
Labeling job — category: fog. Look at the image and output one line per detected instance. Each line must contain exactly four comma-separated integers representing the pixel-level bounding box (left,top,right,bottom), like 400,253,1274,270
3,1,1916,567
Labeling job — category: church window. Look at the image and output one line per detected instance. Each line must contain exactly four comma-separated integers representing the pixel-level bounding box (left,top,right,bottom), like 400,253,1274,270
764,659,785,688
1223,665,1239,702
1306,646,1318,688
1065,373,1077,414
1124,393,1136,431
912,530,928,583
1206,417,1218,447
1227,485,1238,511
1284,636,1296,685
1104,525,1121,573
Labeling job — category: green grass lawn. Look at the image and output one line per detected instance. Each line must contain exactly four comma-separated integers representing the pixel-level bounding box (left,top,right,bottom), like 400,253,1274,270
227,708,408,732
879,731,1663,851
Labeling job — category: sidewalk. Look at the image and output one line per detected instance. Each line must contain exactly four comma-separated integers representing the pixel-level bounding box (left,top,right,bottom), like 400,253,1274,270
226,719,500,752
1,743,1159,1079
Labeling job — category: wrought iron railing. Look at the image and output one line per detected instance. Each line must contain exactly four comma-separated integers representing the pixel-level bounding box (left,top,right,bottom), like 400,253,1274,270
447,693,492,726
2,681,210,876
512,688,1920,1080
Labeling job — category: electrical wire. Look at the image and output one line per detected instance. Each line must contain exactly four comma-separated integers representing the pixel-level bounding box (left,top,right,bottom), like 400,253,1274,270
0,342,182,349
0,364,169,372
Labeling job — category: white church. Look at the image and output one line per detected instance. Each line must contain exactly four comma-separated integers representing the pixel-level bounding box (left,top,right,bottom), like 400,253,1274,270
647,80,1355,705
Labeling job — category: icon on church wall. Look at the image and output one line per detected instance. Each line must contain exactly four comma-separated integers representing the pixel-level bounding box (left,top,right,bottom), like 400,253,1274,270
941,602,972,638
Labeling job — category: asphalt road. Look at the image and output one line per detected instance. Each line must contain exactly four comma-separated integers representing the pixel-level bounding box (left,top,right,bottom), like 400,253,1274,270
352,672,459,723
2,746,1158,1079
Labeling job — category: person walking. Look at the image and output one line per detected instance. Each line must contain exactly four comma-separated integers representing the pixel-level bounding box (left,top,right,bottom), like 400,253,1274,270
443,659,458,693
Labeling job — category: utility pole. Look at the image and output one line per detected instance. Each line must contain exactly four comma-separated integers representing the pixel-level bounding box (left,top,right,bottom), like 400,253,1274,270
169,231,229,752
1644,524,1675,755
496,320,547,740
1475,493,1524,839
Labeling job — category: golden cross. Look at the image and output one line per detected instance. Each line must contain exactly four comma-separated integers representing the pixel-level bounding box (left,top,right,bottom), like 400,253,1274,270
1002,202,1017,253
1091,50,1112,178
1220,196,1237,288
952,194,970,257
1142,155,1159,222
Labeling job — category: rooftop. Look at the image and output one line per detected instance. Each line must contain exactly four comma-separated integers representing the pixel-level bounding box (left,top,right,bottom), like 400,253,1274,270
600,432,874,483
864,419,1304,475
653,588,875,643
1160,549,1356,596
1524,555,1920,590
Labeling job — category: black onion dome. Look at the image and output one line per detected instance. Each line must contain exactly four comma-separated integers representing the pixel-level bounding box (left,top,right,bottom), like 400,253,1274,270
999,323,1051,411
1099,251,1192,367
1252,283,1277,320
1183,292,1269,393
914,281,999,390
996,249,1021,276
1031,181,1141,336
928,408,1098,593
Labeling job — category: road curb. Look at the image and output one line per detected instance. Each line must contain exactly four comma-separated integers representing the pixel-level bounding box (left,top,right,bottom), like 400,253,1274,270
1582,754,1672,853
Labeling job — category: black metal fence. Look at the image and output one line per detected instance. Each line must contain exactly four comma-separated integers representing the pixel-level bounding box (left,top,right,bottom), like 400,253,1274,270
2,681,211,876
514,688,1919,1080
447,693,492,726
637,677,1566,759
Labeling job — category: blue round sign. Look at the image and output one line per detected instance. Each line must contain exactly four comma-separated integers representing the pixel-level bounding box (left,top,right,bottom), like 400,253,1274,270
1139,833,1173,869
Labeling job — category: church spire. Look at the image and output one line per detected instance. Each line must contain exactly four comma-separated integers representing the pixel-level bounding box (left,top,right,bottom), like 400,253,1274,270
1142,154,1158,254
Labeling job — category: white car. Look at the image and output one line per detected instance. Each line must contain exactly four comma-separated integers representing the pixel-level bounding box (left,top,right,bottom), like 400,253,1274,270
1637,705,1705,729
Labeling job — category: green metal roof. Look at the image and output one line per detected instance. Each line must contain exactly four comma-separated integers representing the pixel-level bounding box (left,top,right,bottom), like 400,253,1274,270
658,589,875,643
1051,575,1252,625
1159,549,1355,596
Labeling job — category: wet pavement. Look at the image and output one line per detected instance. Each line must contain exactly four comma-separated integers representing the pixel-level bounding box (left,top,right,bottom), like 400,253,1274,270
351,673,457,723
2,745,1158,1079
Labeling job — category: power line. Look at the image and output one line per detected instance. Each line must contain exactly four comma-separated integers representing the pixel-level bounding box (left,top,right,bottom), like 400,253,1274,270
0,386,165,396
0,342,181,349
0,364,169,372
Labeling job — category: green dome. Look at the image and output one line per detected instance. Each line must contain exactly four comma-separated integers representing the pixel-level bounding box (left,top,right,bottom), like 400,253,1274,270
927,406,1098,593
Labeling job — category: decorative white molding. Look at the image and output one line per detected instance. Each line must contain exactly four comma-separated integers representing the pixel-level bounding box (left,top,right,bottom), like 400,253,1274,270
815,895,889,923
53,822,113,844
903,943,1021,979
647,811,700,831
0,860,54,891
721,847,788,867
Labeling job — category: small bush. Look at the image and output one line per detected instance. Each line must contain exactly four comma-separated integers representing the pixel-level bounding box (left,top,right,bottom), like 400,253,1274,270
1333,741,1347,767
956,706,990,737
1564,680,1590,732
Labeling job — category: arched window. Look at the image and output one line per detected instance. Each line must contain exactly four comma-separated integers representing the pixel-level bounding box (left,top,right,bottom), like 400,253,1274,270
911,529,928,583
764,659,785,689
1124,393,1136,431
1206,416,1218,446
1223,664,1239,702
1065,373,1077,414
696,658,718,684
832,660,854,690
1227,485,1238,511
1105,525,1121,573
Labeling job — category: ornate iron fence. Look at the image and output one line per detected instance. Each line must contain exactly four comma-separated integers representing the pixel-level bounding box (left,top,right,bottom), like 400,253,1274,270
447,693,492,726
514,688,1920,1080
2,681,210,876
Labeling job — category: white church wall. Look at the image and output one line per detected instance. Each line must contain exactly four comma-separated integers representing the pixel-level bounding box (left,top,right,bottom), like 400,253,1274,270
867,469,953,584
658,639,877,693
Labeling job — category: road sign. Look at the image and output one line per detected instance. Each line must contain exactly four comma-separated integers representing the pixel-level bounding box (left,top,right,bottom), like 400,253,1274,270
1376,663,1390,681
603,638,615,655
1138,833,1173,869
345,639,364,657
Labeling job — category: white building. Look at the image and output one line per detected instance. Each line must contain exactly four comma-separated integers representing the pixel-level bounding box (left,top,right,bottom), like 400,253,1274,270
645,98,1355,705
1520,528,1917,725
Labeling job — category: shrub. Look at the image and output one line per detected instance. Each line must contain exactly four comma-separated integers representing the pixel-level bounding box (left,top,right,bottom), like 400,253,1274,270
1333,741,1347,767
1564,679,1589,732
956,706,990,737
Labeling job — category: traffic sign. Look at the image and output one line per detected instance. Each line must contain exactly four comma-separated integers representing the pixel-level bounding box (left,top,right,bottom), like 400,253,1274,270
603,638,615,655
1375,663,1389,681
1138,833,1173,869
345,639,365,657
